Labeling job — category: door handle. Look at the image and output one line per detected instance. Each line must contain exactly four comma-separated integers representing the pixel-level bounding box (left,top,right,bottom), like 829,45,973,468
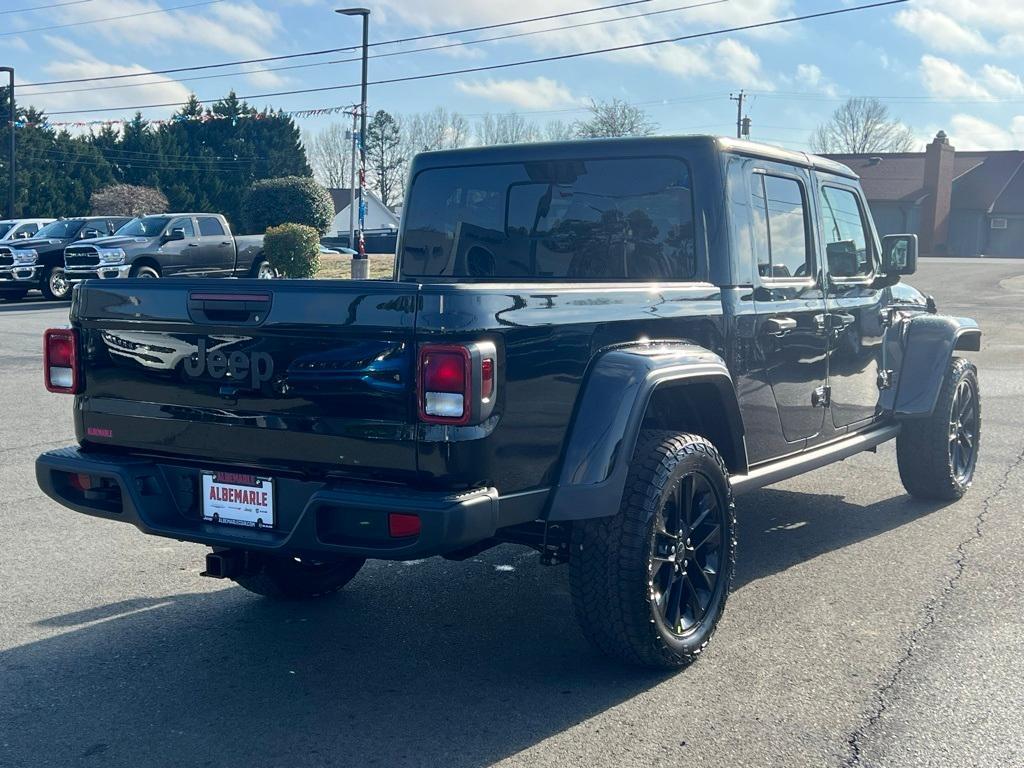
763,316,797,336
188,243,199,247
220,241,231,246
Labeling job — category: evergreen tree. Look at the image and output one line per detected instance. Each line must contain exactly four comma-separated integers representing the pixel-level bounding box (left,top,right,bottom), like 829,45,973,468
364,110,406,208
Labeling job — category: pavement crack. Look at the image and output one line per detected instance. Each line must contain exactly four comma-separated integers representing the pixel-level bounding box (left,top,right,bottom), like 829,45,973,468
842,441,1024,767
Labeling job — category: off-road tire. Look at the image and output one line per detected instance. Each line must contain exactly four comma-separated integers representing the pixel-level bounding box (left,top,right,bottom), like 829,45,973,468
130,264,160,279
41,267,70,300
897,356,980,501
569,431,736,669
232,555,365,599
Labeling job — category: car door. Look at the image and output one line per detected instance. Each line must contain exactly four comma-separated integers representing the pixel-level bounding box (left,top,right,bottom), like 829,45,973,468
196,216,234,277
816,179,886,429
749,165,829,452
159,216,199,276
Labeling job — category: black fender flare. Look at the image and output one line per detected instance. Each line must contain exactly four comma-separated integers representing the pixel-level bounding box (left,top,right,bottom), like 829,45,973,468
546,343,746,521
891,314,981,418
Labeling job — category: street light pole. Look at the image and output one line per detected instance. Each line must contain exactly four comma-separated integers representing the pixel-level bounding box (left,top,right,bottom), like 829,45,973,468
336,8,370,279
0,67,14,219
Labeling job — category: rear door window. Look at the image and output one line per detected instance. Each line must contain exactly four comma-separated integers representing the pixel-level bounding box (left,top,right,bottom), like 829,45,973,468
402,157,697,280
751,174,813,280
198,217,226,237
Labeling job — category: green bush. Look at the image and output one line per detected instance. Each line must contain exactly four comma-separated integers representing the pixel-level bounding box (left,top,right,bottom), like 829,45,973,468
263,223,321,279
241,176,334,235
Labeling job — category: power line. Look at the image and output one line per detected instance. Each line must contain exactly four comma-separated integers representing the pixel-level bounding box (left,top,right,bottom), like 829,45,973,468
0,0,95,15
42,0,911,117
20,0,729,98
0,0,225,37
19,0,654,87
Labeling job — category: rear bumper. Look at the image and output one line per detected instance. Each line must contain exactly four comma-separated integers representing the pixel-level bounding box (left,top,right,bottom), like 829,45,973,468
36,446,509,560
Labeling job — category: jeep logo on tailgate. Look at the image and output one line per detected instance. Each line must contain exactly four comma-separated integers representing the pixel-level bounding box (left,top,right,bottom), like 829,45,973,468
184,338,273,389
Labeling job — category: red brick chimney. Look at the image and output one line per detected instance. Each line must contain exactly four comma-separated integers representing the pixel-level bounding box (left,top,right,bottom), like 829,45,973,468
919,131,955,256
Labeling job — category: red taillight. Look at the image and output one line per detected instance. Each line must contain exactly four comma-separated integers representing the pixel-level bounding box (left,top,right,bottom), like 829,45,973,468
388,512,421,538
419,344,471,425
44,328,80,394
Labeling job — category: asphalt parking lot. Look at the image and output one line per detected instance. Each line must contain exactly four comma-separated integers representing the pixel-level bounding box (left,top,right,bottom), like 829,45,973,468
1,259,1022,768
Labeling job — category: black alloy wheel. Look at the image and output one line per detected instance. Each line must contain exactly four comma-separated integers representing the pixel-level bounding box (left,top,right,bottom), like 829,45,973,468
948,376,979,485
649,472,727,638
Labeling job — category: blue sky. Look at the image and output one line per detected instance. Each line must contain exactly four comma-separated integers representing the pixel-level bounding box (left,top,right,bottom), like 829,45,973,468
5,0,1023,150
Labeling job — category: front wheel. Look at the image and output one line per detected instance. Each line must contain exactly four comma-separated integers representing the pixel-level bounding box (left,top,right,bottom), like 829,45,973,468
570,432,736,668
131,264,160,279
251,259,275,279
231,554,365,599
897,356,980,500
41,267,71,300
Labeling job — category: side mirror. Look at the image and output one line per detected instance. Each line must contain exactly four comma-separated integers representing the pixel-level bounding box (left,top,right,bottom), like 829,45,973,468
164,227,185,242
80,229,102,240
881,234,917,276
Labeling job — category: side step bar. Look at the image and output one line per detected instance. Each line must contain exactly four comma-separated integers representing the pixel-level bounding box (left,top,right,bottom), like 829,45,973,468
730,424,900,496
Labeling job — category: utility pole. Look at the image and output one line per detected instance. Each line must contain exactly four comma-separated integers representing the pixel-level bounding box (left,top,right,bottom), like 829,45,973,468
348,109,357,250
336,8,370,279
1,67,14,219
730,90,745,140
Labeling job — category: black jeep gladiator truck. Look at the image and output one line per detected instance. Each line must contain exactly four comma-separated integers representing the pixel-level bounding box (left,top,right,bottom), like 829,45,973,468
36,137,981,668
64,213,269,286
0,216,131,301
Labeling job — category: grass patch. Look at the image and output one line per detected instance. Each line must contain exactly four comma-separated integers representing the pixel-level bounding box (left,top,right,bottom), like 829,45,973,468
316,253,395,280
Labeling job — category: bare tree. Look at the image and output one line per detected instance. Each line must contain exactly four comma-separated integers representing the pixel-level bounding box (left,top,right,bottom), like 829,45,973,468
810,97,917,154
476,113,540,145
306,123,352,189
572,98,657,139
544,119,575,141
403,107,470,153
90,184,168,216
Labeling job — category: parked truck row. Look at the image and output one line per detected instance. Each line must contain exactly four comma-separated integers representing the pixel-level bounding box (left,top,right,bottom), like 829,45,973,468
0,214,269,302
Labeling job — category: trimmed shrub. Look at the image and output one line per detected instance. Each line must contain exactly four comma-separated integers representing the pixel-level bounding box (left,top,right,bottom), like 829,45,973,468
241,176,334,235
263,223,320,279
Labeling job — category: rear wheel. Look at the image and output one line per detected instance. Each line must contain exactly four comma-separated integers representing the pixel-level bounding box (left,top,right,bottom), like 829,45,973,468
251,259,274,279
131,264,160,279
897,356,980,500
570,431,736,668
231,555,365,599
41,267,70,300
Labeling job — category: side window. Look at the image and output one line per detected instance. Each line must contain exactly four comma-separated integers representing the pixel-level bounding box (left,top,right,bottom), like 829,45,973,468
820,186,873,278
24,224,38,237
751,173,812,280
198,217,226,237
170,217,196,238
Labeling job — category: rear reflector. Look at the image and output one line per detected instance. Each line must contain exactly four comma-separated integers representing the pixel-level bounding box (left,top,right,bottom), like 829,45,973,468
481,358,494,400
388,513,421,538
44,328,80,394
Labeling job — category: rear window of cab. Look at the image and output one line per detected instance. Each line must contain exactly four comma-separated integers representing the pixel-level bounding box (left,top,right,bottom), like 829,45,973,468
401,157,697,281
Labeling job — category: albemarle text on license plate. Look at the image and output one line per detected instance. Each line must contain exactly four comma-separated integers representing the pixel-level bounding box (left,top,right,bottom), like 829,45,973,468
202,471,275,528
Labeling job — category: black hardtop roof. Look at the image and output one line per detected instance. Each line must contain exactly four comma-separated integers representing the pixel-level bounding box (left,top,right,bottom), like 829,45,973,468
410,135,858,180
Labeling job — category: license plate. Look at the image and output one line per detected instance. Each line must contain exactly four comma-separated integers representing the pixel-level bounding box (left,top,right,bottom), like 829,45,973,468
201,471,275,528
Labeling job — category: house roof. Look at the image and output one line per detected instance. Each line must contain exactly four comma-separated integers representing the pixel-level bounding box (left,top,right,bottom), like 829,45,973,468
824,150,1024,213
326,187,401,224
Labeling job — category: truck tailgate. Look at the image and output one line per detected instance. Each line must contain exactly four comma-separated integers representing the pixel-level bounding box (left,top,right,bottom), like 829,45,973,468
72,279,419,480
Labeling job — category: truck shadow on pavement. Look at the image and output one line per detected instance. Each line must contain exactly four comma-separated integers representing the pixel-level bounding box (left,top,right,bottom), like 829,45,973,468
1,487,946,768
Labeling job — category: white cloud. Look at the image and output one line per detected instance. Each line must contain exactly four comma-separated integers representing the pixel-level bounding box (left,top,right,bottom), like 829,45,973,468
794,63,838,98
455,77,585,109
980,65,1024,97
919,56,995,101
946,114,1024,150
894,9,992,54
